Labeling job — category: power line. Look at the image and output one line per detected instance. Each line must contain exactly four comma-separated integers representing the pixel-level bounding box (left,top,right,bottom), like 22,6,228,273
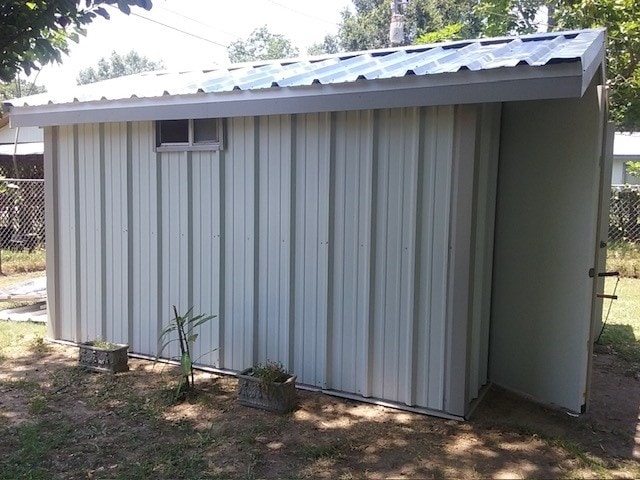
263,0,339,26
129,12,229,47
156,5,241,40
108,7,230,48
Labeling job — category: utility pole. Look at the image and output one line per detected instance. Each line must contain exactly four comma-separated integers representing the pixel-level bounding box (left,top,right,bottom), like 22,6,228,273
389,0,409,47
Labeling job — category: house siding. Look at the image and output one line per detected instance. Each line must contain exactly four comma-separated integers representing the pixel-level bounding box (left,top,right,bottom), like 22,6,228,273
45,105,497,415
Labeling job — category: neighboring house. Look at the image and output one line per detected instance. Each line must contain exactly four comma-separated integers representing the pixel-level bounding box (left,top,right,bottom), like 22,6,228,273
4,29,611,419
612,132,640,185
0,117,43,176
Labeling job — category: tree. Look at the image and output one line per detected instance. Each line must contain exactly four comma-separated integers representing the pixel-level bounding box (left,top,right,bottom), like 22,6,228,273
307,35,341,56
77,50,164,84
475,0,640,130
554,0,640,131
227,26,299,63
337,0,483,51
0,79,46,101
0,0,153,83
474,0,550,37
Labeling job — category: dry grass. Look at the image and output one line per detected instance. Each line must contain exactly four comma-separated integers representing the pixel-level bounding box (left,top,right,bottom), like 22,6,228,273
0,322,639,480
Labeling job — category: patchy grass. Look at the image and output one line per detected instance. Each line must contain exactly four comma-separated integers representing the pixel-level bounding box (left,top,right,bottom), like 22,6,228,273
0,322,639,479
600,277,640,372
0,248,46,275
607,242,640,278
0,270,45,290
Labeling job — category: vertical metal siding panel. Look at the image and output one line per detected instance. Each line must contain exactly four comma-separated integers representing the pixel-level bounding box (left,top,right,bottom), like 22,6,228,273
45,126,59,340
400,108,420,406
104,123,129,344
468,104,501,399
257,115,292,366
131,121,159,356
160,151,190,361
191,149,221,367
57,125,77,341
223,117,256,370
413,106,454,410
294,112,330,387
444,105,478,417
76,124,101,341
372,108,418,402
330,111,348,391
429,106,455,409
330,110,374,395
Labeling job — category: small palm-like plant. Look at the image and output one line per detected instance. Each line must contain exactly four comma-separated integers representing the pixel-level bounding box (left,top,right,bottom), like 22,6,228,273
157,305,216,397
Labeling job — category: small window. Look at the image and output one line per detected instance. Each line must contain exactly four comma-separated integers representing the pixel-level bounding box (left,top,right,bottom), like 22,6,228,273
156,118,223,151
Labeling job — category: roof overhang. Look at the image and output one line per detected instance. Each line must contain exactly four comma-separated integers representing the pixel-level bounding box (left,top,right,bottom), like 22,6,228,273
4,29,606,128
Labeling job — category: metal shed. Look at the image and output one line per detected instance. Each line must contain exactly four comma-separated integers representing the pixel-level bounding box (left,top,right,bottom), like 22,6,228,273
5,28,610,419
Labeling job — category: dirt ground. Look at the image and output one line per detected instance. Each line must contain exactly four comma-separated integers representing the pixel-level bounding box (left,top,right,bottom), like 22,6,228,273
1,336,639,479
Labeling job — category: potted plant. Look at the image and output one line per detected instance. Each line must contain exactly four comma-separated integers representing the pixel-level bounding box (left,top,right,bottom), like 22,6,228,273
237,360,297,413
78,339,129,374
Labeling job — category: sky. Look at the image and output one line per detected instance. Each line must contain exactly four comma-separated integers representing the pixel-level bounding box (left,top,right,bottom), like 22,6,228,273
32,0,353,93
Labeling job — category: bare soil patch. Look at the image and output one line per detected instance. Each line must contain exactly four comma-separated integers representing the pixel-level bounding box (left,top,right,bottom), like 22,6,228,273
0,335,639,479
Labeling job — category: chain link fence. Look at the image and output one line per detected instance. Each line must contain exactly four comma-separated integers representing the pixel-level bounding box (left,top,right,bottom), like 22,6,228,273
0,179,45,252
609,185,640,244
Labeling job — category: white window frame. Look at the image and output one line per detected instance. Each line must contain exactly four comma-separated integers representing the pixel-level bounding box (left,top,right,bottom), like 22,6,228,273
155,118,224,152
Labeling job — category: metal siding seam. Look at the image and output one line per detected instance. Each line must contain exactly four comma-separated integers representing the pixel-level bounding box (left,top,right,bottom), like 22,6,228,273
288,114,297,372
403,107,420,406
73,124,81,342
218,147,226,368
45,126,60,339
363,110,379,398
376,109,391,400
319,111,332,388
187,151,194,331
126,123,134,346
325,111,337,389
330,111,345,390
252,116,260,367
155,149,163,356
99,124,107,340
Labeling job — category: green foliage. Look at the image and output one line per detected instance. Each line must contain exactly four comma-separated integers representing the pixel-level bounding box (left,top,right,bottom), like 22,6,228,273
555,0,640,130
0,78,45,101
338,0,482,51
251,360,291,385
627,161,640,179
157,305,215,399
227,26,299,63
475,0,640,130
76,50,163,85
307,35,341,56
474,0,549,37
416,23,464,43
90,338,120,350
0,0,153,82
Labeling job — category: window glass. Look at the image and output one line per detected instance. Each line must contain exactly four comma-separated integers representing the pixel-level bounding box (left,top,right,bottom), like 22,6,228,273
158,119,189,144
193,118,219,143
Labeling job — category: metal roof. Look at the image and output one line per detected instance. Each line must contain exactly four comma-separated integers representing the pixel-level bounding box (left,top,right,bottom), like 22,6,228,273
5,28,606,127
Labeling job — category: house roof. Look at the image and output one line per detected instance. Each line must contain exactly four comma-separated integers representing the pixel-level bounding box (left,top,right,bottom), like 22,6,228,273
614,132,640,157
0,142,43,156
4,28,606,128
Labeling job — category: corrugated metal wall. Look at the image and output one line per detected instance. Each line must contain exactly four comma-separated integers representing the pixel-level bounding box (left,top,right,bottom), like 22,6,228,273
45,105,498,416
